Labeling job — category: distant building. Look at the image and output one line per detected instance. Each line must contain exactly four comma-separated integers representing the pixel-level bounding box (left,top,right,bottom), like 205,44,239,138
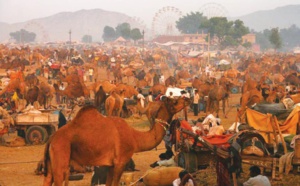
152,33,208,45
242,33,256,44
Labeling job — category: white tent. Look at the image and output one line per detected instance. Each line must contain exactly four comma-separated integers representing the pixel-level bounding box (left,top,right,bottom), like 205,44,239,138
165,87,184,97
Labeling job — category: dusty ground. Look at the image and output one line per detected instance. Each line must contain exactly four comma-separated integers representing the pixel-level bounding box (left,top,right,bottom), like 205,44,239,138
0,92,240,186
0,67,300,185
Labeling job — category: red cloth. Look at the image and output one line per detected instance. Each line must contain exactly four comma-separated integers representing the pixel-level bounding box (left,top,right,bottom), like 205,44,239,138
51,64,61,69
177,120,233,148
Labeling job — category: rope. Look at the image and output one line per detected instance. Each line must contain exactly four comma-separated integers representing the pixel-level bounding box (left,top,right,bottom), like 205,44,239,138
0,160,40,165
129,166,160,186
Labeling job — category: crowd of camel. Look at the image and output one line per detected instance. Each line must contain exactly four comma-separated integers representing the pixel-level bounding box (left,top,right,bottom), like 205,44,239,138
1,43,300,185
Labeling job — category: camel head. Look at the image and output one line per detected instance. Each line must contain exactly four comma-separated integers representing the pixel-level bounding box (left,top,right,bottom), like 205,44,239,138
162,97,191,116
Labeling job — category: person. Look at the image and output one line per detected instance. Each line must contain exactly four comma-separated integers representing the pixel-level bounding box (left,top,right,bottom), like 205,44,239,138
59,83,66,104
137,90,146,108
169,91,174,99
193,89,200,116
147,91,153,103
150,149,176,168
243,165,271,186
155,91,163,101
89,68,94,82
285,83,291,93
205,64,210,77
173,170,196,186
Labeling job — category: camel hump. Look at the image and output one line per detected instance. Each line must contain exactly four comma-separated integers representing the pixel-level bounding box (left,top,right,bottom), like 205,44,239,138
73,105,99,120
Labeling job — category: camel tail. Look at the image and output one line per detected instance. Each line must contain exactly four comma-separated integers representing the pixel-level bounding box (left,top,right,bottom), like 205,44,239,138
43,142,51,177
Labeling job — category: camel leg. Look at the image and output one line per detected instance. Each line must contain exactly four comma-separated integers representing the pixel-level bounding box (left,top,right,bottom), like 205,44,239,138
111,164,126,186
106,167,114,186
222,99,227,118
50,145,71,186
43,160,53,186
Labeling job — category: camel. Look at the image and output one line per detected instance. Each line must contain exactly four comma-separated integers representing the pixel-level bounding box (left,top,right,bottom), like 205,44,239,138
43,96,190,186
105,89,125,117
135,100,166,128
206,85,228,118
56,73,89,99
94,85,107,112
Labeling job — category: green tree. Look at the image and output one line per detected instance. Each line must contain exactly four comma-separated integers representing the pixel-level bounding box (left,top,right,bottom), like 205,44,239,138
10,29,36,43
242,42,252,49
130,28,143,43
254,29,272,51
280,24,300,51
176,12,207,34
81,35,92,43
269,28,282,51
115,23,131,39
200,17,249,49
102,26,116,42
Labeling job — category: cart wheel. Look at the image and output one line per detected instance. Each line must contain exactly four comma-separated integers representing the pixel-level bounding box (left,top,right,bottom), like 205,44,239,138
177,151,198,173
25,126,49,145
231,87,239,94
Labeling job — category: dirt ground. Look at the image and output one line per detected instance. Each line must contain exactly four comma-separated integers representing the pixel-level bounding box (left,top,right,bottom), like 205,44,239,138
0,67,300,185
0,92,234,186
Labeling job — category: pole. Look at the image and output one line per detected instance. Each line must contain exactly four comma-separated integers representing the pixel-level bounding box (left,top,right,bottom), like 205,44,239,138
142,30,145,59
207,33,210,65
142,30,145,51
69,29,72,48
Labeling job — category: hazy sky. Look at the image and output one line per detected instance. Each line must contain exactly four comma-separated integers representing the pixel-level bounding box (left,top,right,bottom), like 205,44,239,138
1,0,300,26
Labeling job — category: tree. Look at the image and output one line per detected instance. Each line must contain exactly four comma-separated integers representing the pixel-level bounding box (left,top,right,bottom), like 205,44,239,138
115,23,131,39
102,26,116,42
280,25,300,51
176,12,207,34
10,29,36,43
254,29,272,51
81,35,92,43
200,17,249,49
130,28,143,43
269,28,282,51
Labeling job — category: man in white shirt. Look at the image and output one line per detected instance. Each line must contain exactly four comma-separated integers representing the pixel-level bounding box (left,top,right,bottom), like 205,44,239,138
243,165,271,186
137,90,145,108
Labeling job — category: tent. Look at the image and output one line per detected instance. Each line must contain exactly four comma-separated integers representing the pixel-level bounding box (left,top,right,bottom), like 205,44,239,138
245,106,300,144
165,87,184,97
217,59,231,71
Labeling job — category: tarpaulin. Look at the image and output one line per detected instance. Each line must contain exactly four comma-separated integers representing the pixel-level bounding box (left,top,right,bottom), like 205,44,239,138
246,106,299,143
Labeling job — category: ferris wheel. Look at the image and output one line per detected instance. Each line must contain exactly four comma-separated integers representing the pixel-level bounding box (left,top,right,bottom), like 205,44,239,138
125,16,147,32
23,21,49,42
151,6,182,38
199,3,229,19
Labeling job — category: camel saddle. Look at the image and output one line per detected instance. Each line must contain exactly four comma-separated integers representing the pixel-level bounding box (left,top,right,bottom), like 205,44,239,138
252,103,292,117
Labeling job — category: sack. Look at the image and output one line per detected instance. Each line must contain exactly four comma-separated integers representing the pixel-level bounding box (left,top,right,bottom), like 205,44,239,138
242,137,265,157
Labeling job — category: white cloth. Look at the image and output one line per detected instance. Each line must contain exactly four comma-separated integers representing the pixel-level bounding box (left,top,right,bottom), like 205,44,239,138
157,157,177,167
147,95,153,102
59,85,65,91
137,93,145,108
243,175,271,186
173,178,194,186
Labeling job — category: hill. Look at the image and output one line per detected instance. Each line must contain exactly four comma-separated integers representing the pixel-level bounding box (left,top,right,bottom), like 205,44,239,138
0,9,147,43
0,5,300,42
233,4,300,32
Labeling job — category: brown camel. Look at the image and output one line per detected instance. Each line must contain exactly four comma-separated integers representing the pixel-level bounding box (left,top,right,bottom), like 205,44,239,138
94,85,107,111
206,85,228,118
136,100,163,128
105,89,125,117
43,97,190,186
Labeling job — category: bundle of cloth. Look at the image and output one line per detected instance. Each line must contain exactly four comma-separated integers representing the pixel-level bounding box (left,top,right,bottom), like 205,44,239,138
191,114,225,136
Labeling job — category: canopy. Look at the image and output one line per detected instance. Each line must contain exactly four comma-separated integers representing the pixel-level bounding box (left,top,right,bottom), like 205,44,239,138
165,87,184,97
246,106,300,143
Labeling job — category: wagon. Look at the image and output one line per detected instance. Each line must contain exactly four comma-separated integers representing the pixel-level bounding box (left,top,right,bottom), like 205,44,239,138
175,106,300,183
14,109,59,145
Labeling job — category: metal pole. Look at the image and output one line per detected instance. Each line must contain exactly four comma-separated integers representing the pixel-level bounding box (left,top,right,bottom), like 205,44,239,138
69,29,72,48
142,30,145,51
207,33,210,65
